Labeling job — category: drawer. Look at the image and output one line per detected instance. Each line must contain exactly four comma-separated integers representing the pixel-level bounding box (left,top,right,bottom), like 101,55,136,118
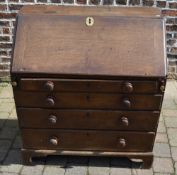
14,91,162,110
18,78,160,94
18,108,159,131
21,129,155,152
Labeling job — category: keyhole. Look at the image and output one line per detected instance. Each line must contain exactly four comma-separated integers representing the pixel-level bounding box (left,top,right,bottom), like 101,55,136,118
89,18,91,24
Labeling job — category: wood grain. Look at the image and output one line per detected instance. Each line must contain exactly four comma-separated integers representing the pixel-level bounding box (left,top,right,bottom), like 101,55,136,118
14,91,162,110
19,5,161,17
22,129,155,152
17,108,160,131
11,6,166,77
18,78,160,93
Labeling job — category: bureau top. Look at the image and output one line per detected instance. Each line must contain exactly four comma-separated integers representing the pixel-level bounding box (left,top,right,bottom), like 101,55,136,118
11,5,167,78
19,5,161,17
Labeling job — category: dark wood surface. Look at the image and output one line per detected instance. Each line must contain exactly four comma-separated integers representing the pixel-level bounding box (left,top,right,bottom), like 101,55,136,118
22,129,155,152
14,91,162,110
18,108,159,131
11,6,166,77
18,78,160,94
19,5,161,17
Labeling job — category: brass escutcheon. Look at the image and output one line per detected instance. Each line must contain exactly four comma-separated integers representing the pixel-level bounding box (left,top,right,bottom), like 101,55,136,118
86,17,94,26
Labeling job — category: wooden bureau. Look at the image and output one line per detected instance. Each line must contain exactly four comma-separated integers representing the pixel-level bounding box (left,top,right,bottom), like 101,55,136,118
11,5,167,168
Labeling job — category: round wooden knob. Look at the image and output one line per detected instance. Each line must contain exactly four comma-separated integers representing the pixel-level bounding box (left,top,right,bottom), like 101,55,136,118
48,115,57,124
49,137,58,146
44,81,54,91
119,138,126,147
160,85,165,93
11,81,17,87
122,98,131,108
122,82,133,93
121,117,129,126
46,97,55,106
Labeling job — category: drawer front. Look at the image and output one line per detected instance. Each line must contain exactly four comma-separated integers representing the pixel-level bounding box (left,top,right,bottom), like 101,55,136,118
18,108,159,131
14,92,162,110
22,129,155,152
19,78,160,94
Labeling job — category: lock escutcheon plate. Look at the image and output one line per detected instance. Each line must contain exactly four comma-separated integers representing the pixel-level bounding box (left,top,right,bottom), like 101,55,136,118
86,17,94,26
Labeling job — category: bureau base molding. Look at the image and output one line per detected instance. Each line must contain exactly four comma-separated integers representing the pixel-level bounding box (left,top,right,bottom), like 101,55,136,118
22,149,153,168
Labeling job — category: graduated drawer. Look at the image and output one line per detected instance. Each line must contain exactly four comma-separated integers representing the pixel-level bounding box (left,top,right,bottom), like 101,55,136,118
14,91,162,110
17,78,161,94
18,108,159,131
21,129,155,152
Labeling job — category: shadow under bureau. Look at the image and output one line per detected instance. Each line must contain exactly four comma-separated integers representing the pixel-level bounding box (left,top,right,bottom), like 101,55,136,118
11,5,167,168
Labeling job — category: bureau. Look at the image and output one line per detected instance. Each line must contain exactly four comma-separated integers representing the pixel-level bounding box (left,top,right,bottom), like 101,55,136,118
11,5,167,168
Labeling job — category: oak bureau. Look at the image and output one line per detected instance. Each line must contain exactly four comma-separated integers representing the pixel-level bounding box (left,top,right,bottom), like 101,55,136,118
11,5,167,168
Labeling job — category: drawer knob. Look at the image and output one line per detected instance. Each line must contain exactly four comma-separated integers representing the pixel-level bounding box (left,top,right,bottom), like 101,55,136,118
122,98,131,108
48,115,57,124
119,138,126,147
44,81,54,91
46,97,55,106
123,82,133,93
49,137,58,146
121,117,129,126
